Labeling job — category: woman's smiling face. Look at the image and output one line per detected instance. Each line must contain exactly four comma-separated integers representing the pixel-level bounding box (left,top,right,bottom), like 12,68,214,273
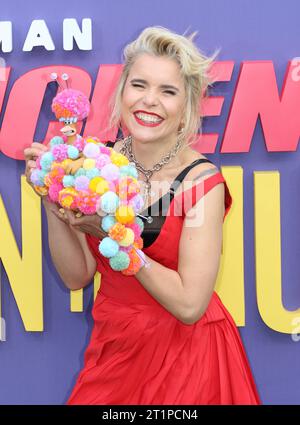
120,53,186,145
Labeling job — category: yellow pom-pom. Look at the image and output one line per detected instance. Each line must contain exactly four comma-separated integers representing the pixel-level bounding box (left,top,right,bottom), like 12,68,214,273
119,228,135,247
83,158,96,170
115,205,135,224
59,187,78,209
34,185,48,196
61,196,74,208
51,161,62,170
96,180,110,195
89,176,109,194
86,137,100,144
60,159,73,170
110,151,129,167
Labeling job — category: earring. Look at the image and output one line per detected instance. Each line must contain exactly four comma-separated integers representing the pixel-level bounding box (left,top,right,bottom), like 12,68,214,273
179,120,185,129
178,124,185,134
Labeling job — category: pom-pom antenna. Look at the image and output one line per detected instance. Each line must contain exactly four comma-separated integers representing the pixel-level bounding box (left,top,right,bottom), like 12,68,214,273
51,88,90,121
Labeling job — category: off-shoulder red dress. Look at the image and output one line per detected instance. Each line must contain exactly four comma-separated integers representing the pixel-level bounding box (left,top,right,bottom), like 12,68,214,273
67,156,261,405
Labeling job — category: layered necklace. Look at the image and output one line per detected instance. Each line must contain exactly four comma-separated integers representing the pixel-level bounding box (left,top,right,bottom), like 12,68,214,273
119,133,184,220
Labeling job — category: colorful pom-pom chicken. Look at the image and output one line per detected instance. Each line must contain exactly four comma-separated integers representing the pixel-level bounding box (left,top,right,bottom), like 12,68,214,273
29,80,146,275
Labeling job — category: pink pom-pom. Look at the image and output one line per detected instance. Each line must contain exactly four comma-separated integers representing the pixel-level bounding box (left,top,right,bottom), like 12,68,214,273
100,146,111,155
52,144,68,161
129,194,144,213
95,154,111,168
117,176,140,201
76,190,100,215
73,136,85,152
108,180,116,191
51,89,90,121
101,163,120,181
48,182,63,202
75,176,90,191
126,223,142,238
119,245,131,253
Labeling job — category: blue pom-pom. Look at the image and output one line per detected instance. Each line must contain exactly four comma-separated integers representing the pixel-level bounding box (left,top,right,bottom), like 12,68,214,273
101,191,119,214
74,168,86,178
63,175,75,187
101,215,117,232
40,152,54,171
67,145,79,160
99,237,119,258
119,165,138,179
86,167,100,179
109,251,130,271
30,169,45,186
49,136,64,147
39,169,47,182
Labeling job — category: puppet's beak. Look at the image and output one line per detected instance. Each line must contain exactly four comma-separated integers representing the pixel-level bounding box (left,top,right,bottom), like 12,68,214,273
60,124,77,137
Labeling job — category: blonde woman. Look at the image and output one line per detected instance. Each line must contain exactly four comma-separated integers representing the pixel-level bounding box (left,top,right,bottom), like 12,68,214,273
24,26,261,405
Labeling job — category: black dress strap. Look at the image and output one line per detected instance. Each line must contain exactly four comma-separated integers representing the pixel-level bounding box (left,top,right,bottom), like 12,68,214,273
160,158,213,209
140,158,214,216
104,140,114,147
169,158,213,195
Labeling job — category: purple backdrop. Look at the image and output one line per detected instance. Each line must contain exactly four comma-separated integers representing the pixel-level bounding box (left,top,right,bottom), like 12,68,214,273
0,0,299,405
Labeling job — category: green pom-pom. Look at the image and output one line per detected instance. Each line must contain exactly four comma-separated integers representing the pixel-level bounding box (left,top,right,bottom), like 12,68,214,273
86,168,100,179
40,152,54,171
74,168,86,178
135,216,144,232
50,136,64,147
109,251,130,271
67,145,79,159
63,175,75,187
119,165,138,179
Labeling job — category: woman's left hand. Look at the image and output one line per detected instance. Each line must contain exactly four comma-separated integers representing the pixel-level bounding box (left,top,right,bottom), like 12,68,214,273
52,208,108,240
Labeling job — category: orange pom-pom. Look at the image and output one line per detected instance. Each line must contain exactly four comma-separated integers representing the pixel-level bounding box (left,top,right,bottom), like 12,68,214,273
133,236,144,250
44,167,64,186
34,185,49,196
121,248,142,275
108,222,127,242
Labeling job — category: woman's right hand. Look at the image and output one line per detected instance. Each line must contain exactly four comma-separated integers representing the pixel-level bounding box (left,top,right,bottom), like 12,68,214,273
52,209,108,240
24,142,48,196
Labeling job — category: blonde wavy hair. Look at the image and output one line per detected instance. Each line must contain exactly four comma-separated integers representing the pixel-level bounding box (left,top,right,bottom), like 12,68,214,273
109,26,220,147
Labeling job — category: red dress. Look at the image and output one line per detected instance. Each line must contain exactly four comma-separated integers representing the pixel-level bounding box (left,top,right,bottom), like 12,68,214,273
67,172,261,405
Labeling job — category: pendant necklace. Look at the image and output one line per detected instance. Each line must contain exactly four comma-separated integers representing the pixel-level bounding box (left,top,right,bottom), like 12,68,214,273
119,133,183,223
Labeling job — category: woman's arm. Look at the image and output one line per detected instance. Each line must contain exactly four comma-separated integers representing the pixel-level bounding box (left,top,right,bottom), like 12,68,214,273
135,179,225,326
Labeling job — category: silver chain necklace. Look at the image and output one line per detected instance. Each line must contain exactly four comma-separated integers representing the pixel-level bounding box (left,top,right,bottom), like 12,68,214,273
119,134,183,215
